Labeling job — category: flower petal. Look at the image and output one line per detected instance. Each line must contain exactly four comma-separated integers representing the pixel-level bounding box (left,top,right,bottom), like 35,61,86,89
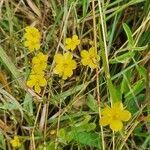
53,65,63,75
110,120,123,131
70,60,77,69
70,44,77,51
119,110,131,121
80,50,89,58
89,47,96,56
101,106,111,116
54,54,63,64
27,80,34,88
32,57,39,64
34,84,41,93
72,35,78,40
81,58,89,66
63,68,73,78
89,62,97,69
100,117,111,126
112,102,124,111
39,77,47,87
64,52,73,60
65,38,71,44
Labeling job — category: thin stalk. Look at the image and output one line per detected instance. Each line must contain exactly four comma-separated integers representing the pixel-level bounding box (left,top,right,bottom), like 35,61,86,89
55,81,64,149
98,0,119,104
113,131,115,150
31,102,42,150
118,120,139,150
92,1,105,150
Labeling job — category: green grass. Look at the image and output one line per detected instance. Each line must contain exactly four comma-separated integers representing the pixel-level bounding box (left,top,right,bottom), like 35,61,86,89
0,0,150,150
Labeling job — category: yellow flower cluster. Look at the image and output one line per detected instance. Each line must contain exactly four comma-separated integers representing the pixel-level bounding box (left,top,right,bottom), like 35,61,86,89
80,47,100,69
10,136,21,149
27,52,48,93
24,26,48,93
65,35,80,51
53,52,77,80
24,26,41,52
53,35,100,80
100,102,131,131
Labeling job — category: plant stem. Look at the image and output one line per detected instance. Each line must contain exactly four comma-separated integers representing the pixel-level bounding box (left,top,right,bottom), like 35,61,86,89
92,1,105,150
113,131,115,150
98,0,119,104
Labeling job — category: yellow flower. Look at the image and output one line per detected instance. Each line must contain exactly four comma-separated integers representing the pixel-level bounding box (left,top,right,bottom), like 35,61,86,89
24,26,41,40
80,47,100,69
100,102,131,131
32,52,48,71
53,52,77,80
65,35,80,51
24,26,41,52
27,70,47,93
24,39,40,52
10,136,21,149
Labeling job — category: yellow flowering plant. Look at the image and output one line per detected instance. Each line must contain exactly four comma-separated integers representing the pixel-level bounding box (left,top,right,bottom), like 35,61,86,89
23,26,48,94
10,136,21,149
24,26,41,52
80,47,100,69
100,102,131,131
27,70,47,93
53,52,77,80
32,52,48,71
65,35,80,51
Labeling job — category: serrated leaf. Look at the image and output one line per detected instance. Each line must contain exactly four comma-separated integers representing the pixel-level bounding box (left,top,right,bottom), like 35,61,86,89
71,131,101,148
58,128,73,143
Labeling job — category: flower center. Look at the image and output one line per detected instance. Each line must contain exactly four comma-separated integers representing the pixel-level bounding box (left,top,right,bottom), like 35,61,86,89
90,57,97,64
112,114,119,120
63,63,68,68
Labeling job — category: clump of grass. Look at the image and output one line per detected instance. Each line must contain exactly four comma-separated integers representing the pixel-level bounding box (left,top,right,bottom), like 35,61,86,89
0,0,150,150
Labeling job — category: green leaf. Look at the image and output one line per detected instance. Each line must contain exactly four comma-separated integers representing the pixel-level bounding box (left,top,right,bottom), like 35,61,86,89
71,131,101,148
82,0,88,17
0,46,25,89
73,123,96,132
123,23,134,46
58,128,73,143
107,78,120,103
23,93,33,115
125,79,145,100
130,45,148,51
0,88,24,119
110,51,135,64
46,141,55,150
121,76,129,94
87,94,98,112
51,83,88,103
79,123,96,132
125,94,145,114
0,132,6,150
137,66,147,80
